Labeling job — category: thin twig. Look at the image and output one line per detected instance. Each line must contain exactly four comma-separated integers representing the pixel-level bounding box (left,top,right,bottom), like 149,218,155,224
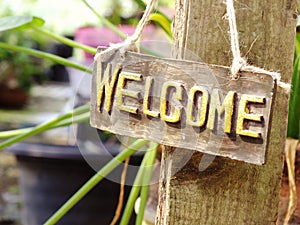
245,35,259,57
110,156,130,225
284,138,299,225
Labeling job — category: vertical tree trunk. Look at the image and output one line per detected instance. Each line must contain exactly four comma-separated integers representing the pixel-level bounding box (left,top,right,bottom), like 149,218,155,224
156,0,297,224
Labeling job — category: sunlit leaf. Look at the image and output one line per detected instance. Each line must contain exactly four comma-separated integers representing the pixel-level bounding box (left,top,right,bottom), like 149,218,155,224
287,56,300,139
149,13,172,38
295,33,300,55
134,0,147,10
133,0,172,39
0,16,44,32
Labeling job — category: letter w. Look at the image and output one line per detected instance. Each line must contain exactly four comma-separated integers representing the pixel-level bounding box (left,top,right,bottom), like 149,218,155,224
97,63,121,113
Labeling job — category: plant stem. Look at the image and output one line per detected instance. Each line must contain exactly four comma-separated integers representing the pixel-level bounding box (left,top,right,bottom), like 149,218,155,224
81,0,162,57
133,0,172,23
43,139,148,225
0,104,89,150
81,0,127,39
0,112,90,139
0,42,92,73
0,127,32,139
136,142,158,225
119,143,158,225
119,153,148,225
31,26,97,54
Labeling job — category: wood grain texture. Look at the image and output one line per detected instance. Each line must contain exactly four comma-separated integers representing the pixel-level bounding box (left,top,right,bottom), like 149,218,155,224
91,50,276,165
156,0,297,224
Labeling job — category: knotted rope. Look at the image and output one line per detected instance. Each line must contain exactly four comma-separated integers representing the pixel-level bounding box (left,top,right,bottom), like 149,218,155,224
226,0,290,92
94,0,157,61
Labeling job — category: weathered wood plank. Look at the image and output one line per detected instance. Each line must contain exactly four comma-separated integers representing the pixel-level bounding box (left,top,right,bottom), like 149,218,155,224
91,49,276,165
156,0,297,224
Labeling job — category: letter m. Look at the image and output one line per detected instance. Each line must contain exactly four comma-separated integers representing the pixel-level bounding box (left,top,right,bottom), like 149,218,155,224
97,63,121,113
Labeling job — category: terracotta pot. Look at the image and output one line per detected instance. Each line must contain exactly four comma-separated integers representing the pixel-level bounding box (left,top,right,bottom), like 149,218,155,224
0,85,29,109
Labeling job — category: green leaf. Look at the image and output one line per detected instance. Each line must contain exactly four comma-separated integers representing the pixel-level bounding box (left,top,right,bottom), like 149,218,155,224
136,142,157,225
133,0,172,24
0,42,91,73
0,104,90,150
149,13,172,38
44,139,148,225
133,0,172,38
295,33,300,55
134,0,147,10
0,16,44,32
287,56,300,139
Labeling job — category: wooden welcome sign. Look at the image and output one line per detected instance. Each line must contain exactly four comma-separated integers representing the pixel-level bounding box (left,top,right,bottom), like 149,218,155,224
90,48,276,165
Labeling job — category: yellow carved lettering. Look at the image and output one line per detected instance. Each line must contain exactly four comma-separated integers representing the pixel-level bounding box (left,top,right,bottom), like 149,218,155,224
143,77,159,117
160,81,183,123
186,86,209,127
207,89,235,133
236,94,264,138
116,72,142,114
97,63,121,113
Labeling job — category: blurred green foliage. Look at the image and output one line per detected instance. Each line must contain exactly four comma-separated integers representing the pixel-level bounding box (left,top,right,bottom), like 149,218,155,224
0,29,46,92
287,20,300,140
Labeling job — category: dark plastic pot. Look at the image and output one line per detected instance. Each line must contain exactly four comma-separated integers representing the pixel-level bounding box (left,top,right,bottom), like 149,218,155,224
7,142,140,225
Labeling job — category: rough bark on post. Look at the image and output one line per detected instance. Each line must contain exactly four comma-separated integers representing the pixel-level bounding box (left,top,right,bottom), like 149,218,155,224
156,1,297,224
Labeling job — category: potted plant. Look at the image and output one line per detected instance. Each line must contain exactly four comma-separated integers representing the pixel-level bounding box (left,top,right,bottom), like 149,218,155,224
0,29,45,109
0,1,171,224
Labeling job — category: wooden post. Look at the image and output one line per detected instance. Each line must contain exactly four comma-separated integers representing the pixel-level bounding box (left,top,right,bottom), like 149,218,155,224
156,0,297,224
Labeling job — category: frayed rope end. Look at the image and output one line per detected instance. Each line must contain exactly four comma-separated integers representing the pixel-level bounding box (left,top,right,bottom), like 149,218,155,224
278,81,291,94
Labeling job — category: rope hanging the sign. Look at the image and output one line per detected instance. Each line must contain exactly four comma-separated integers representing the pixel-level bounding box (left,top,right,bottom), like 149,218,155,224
94,0,290,93
94,0,157,61
225,0,291,93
